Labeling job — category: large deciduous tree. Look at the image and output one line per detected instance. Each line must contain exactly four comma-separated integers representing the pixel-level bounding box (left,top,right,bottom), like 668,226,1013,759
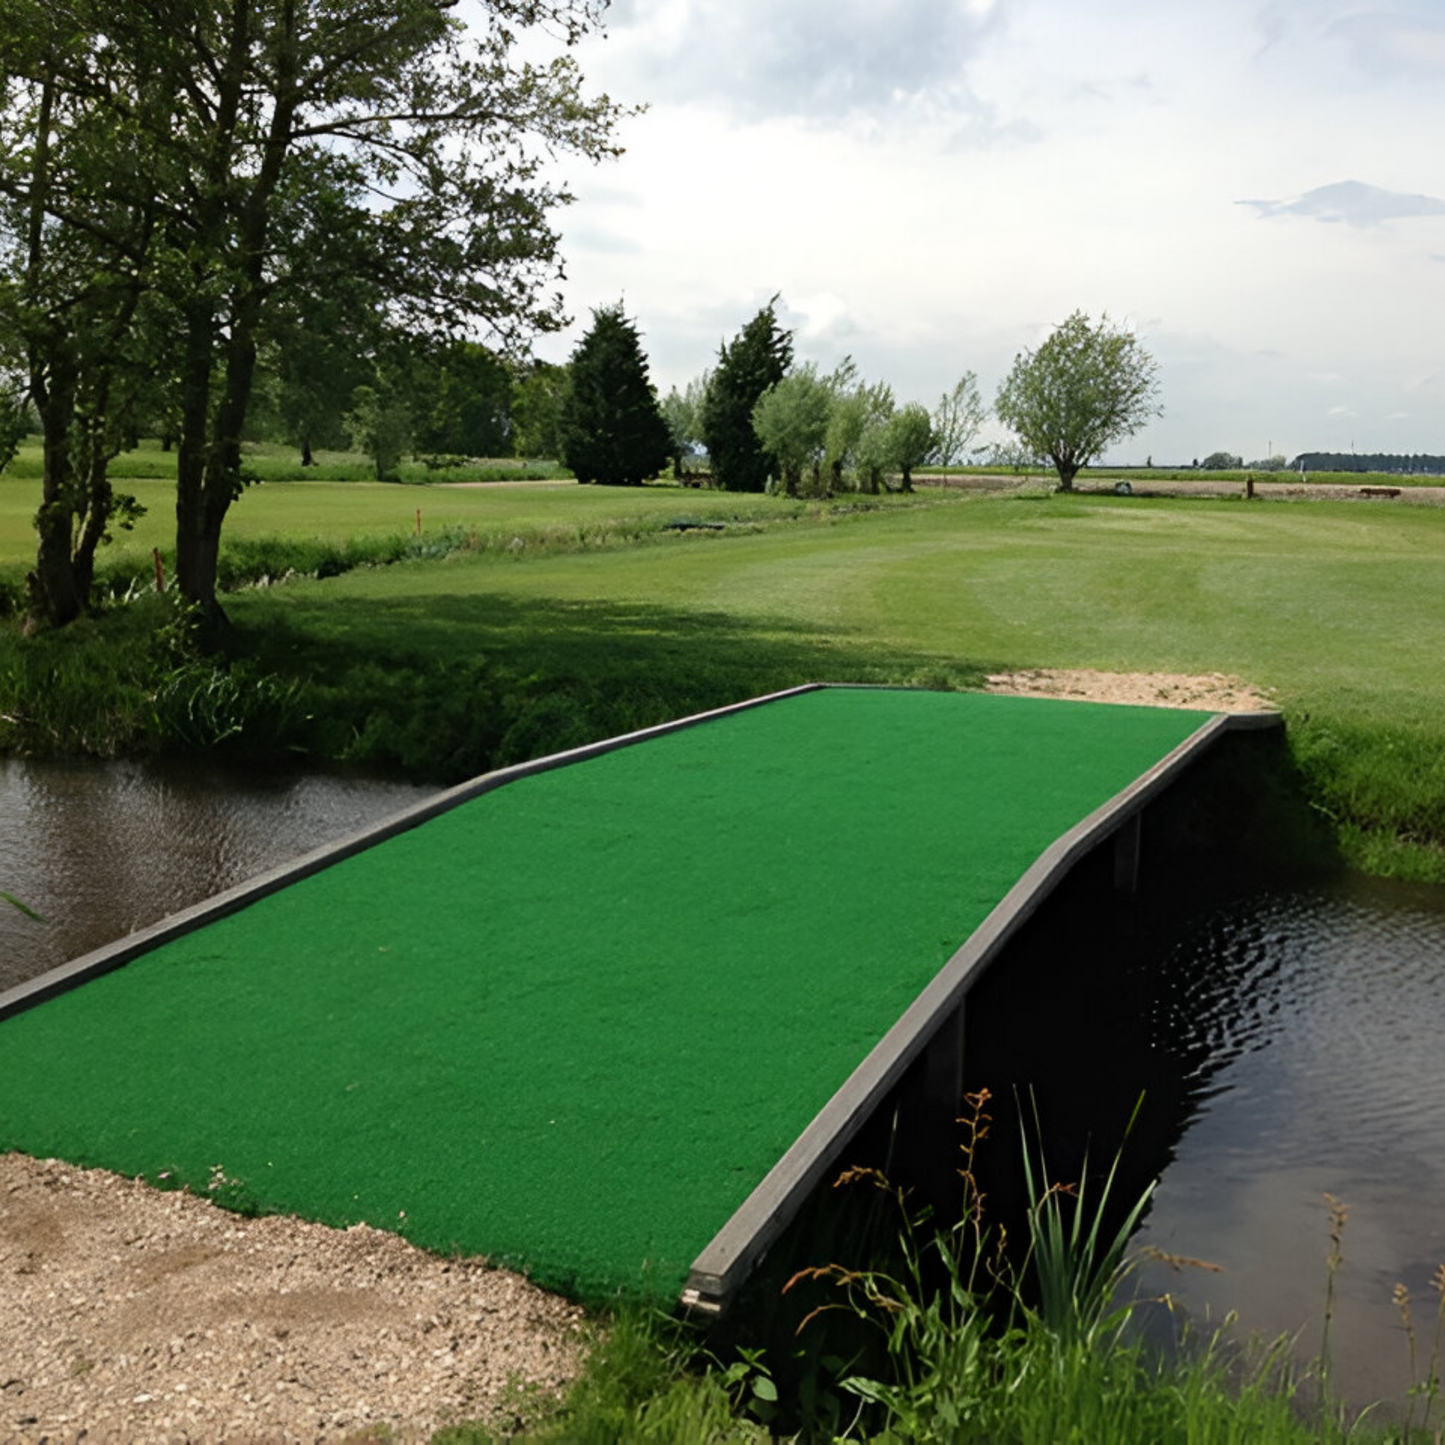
701,297,792,493
558,302,670,486
851,383,896,495
0,13,156,625
415,341,514,460
1,0,625,626
994,311,1161,492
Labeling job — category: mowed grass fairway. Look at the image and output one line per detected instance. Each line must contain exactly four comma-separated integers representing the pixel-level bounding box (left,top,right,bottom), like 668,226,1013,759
219,490,1445,869
2,467,1442,873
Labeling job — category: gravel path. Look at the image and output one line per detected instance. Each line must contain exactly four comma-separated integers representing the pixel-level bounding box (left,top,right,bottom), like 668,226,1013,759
1,1153,585,1444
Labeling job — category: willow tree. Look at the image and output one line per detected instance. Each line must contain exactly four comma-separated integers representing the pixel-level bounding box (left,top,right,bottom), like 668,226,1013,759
995,312,1161,492
1,0,626,623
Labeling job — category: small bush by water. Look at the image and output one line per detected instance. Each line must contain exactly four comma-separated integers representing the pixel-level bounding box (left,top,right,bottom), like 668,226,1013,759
0,595,309,761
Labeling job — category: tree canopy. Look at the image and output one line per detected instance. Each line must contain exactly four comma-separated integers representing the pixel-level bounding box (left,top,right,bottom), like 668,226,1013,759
558,303,671,487
883,403,935,493
751,365,834,497
511,360,569,461
0,0,625,624
995,312,1161,491
702,298,793,493
659,371,710,480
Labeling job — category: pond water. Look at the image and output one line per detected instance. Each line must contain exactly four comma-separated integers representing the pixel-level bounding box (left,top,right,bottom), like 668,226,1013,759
3,756,1442,1412
0,756,433,990
1127,874,1445,1415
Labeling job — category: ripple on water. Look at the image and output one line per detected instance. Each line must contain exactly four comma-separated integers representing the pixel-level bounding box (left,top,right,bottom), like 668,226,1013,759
1131,874,1445,1414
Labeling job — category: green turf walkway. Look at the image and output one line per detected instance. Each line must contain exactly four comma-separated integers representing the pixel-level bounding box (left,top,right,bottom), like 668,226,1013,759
0,689,1210,1302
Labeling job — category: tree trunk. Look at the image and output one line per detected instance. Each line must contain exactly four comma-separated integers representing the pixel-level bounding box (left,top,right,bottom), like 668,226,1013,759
21,75,82,629
900,464,913,493
175,304,225,616
28,350,83,627
71,405,115,602
173,0,295,623
1056,460,1078,492
300,433,314,466
784,464,799,498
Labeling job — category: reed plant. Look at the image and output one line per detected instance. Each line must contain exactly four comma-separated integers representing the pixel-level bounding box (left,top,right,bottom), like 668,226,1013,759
424,1115,1441,1443
1016,1093,1156,1350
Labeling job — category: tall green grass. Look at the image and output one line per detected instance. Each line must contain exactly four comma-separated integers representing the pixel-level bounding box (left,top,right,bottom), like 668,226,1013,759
430,1099,1425,1443
0,439,572,485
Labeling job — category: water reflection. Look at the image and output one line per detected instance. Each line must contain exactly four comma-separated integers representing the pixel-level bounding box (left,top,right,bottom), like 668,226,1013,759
962,861,1445,1414
1130,876,1445,1413
0,757,432,988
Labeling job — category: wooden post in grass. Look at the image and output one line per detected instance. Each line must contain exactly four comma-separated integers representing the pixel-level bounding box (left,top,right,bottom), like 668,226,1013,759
415,507,422,536
1246,474,1255,500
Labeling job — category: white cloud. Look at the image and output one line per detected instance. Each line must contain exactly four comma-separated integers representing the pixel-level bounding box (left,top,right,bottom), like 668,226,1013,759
516,0,1445,461
1330,10,1445,78
1241,181,1445,227
595,0,1014,132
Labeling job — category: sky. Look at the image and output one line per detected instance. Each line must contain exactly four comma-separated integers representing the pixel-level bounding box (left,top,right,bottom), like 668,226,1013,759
506,0,1445,463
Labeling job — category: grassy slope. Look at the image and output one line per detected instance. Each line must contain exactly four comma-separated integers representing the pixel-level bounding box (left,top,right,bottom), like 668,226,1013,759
223,492,1445,874
2,468,1442,875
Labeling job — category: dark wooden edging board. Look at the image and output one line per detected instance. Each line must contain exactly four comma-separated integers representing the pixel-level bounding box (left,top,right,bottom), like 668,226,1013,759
0,683,825,1023
680,707,1285,1314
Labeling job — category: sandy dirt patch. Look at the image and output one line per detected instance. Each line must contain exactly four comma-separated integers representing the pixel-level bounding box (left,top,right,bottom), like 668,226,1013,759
433,478,575,489
984,669,1276,713
921,474,1445,505
0,1152,584,1444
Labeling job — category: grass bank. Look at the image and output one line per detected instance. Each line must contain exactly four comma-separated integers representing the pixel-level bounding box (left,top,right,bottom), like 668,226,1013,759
2,485,1444,878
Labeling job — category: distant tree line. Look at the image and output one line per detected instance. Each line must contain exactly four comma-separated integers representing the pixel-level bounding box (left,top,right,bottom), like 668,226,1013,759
1292,453,1445,475
561,294,992,496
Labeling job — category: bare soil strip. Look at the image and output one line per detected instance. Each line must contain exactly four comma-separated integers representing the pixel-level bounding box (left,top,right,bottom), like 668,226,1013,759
1,1152,584,1445
984,669,1276,713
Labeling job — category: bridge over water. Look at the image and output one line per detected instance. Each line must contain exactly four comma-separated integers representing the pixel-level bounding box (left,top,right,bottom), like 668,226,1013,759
0,686,1280,1313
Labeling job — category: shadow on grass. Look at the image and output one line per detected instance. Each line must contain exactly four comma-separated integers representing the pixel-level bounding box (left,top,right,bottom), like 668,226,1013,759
231,588,991,783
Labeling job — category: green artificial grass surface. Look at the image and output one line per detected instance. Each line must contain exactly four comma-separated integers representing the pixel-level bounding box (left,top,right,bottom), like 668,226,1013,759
0,688,1211,1302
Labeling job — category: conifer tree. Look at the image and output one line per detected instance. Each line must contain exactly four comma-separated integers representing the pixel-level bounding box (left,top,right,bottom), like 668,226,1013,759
559,303,670,486
702,297,793,492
